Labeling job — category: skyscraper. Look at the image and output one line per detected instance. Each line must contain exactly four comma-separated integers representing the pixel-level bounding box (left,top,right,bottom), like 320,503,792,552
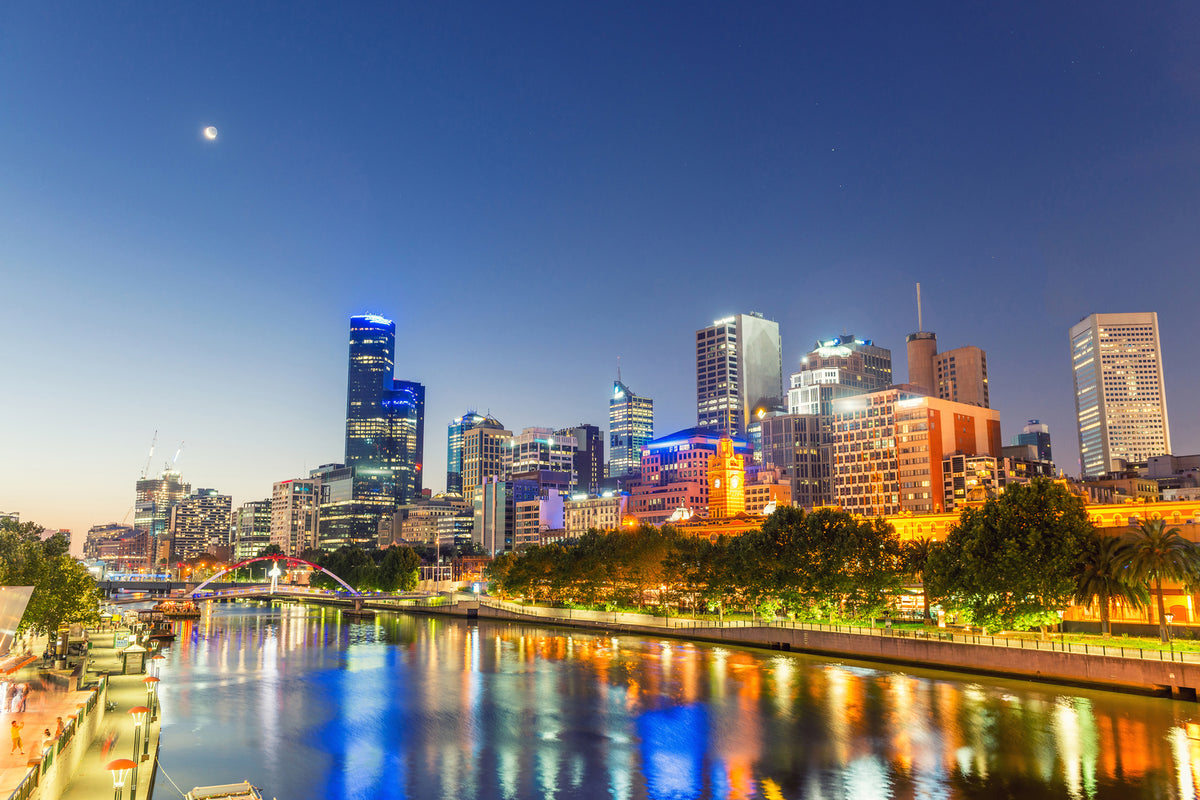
167,489,231,562
343,314,426,541
1070,312,1171,477
447,412,505,495
1013,420,1053,464
558,424,603,494
905,285,990,408
133,468,190,565
608,380,653,479
696,313,783,436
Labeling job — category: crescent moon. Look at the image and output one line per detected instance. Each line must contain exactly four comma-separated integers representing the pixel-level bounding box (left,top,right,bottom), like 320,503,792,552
203,126,218,141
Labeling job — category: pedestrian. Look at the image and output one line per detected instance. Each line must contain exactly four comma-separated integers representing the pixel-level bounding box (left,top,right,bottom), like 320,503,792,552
16,684,27,712
55,717,64,737
10,720,22,754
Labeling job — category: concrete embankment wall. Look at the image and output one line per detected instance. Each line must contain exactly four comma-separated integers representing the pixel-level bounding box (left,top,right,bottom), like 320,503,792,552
440,601,1200,699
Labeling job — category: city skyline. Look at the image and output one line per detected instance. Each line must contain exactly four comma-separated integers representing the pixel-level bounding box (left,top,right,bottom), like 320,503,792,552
2,3,1198,548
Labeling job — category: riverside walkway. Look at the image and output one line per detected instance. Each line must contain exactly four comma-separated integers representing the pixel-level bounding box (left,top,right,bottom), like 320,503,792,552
2,628,163,800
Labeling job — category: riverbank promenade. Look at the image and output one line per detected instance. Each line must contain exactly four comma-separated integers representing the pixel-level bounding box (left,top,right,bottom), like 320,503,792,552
1,628,162,800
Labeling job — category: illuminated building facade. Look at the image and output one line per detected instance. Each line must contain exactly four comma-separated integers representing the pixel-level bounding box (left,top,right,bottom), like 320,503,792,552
503,427,576,483
628,428,752,525
745,467,792,515
271,478,320,556
134,469,190,564
831,389,1001,516
696,313,782,437
446,412,505,495
564,493,628,537
471,477,538,555
84,523,134,560
385,495,472,548
168,489,232,561
787,335,892,416
310,463,365,550
941,454,1007,512
233,499,272,561
1070,312,1171,477
608,380,653,479
759,413,829,508
344,314,426,539
514,490,565,549
461,423,513,493
707,437,746,518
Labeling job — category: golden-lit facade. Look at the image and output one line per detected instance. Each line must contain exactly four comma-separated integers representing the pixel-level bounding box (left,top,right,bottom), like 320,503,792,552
707,437,745,519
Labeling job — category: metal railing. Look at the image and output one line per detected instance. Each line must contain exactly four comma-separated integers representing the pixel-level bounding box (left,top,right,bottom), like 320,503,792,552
467,598,1200,664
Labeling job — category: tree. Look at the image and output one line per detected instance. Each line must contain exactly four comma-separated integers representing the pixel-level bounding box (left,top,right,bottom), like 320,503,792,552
1074,533,1147,637
927,480,1094,635
0,519,100,635
1121,519,1200,643
902,537,938,624
379,546,421,592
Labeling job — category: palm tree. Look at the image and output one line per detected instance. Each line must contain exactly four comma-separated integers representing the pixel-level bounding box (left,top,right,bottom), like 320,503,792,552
1121,519,1200,643
903,537,937,624
1074,533,1147,637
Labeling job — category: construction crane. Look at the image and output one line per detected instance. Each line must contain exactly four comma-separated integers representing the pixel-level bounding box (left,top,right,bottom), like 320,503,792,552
140,430,158,479
166,440,185,472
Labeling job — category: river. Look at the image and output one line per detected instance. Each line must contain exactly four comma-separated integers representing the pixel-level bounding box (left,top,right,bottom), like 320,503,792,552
152,601,1200,799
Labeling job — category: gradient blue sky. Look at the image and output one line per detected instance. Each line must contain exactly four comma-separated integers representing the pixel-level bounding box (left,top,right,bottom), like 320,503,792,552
3,2,1198,551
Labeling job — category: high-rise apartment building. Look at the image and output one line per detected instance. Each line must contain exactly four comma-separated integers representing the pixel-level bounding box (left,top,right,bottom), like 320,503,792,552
461,423,513,492
558,424,603,494
344,314,426,539
168,489,232,562
1070,312,1171,477
310,463,362,550
830,388,1001,516
233,500,272,561
271,478,320,557
133,469,191,565
447,412,505,495
608,380,653,479
696,313,783,436
471,477,539,555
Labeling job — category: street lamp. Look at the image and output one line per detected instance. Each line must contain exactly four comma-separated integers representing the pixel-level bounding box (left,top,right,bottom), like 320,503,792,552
127,707,147,800
1057,609,1065,646
150,654,165,678
142,676,160,720
106,759,136,800
129,705,149,760
1166,612,1176,658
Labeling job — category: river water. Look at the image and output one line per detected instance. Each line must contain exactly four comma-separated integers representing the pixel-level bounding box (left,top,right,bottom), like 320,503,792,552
153,602,1200,800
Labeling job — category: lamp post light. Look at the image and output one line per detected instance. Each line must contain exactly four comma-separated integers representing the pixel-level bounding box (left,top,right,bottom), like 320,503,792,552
1057,609,1065,646
106,758,136,800
142,676,160,720
150,653,165,679
129,705,149,761
1166,612,1176,659
127,707,147,800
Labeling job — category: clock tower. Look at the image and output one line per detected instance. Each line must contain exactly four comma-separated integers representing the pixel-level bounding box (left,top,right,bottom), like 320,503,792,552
707,437,746,519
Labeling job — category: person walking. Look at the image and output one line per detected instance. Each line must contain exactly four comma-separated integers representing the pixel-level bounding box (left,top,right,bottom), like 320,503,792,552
10,720,23,754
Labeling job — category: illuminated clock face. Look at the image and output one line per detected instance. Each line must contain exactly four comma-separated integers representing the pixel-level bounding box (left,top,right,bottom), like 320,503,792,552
713,478,721,489
731,476,739,489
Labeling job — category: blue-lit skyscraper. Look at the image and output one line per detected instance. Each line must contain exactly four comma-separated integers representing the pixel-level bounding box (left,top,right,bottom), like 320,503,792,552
342,314,425,545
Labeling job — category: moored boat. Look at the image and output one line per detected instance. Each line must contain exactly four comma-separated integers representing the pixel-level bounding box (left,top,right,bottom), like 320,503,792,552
185,781,266,800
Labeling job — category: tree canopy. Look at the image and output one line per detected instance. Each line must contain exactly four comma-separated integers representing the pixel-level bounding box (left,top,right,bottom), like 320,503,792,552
0,519,100,635
926,479,1095,634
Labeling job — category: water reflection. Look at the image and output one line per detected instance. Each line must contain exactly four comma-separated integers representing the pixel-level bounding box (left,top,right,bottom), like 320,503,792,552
156,602,1200,799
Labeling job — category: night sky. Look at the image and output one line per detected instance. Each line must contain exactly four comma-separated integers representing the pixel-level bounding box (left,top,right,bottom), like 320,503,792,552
2,2,1198,548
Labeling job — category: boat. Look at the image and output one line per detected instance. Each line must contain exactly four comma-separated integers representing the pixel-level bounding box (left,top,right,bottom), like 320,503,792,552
185,781,266,800
136,609,176,640
155,599,202,619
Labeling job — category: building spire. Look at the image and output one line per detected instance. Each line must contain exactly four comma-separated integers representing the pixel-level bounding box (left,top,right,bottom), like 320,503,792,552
916,282,923,332
617,355,622,384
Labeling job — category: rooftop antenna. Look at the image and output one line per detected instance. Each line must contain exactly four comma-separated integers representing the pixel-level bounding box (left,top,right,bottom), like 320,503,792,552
916,282,924,332
617,355,622,384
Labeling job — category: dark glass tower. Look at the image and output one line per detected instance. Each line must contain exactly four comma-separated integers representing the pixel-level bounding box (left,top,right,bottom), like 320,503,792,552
343,314,425,545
